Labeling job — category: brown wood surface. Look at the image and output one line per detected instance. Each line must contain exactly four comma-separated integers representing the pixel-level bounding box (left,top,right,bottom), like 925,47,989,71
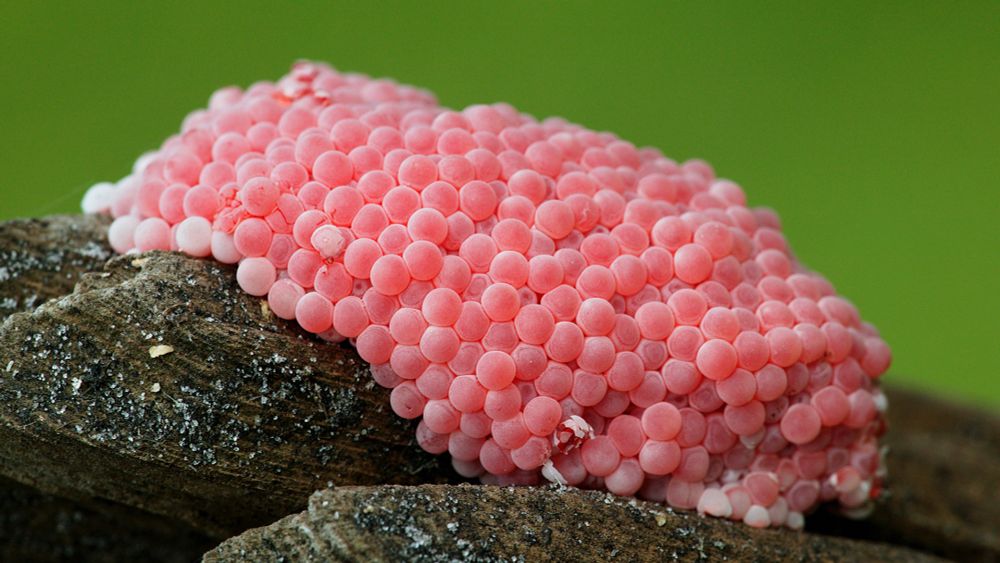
205,484,947,563
0,215,996,562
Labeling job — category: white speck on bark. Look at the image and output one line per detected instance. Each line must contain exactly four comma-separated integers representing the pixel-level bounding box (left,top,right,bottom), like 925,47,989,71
149,345,174,358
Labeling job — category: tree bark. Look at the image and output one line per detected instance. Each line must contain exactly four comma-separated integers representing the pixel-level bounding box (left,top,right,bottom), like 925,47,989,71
204,484,944,563
0,236,453,538
0,215,215,562
0,475,212,563
0,215,996,562
0,214,113,317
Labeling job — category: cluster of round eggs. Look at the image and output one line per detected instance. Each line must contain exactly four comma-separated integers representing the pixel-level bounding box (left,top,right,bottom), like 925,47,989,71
84,61,891,529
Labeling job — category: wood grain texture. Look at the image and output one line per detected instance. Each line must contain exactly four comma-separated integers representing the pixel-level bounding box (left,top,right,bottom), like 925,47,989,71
205,484,945,563
0,248,453,537
1,215,997,562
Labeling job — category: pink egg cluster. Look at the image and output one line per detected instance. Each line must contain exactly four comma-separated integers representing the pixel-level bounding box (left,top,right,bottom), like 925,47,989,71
84,61,891,529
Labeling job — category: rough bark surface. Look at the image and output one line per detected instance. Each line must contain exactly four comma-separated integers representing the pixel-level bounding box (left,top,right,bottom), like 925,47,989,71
0,215,997,562
0,214,112,316
0,247,452,537
203,484,944,563
0,475,212,563
0,215,215,562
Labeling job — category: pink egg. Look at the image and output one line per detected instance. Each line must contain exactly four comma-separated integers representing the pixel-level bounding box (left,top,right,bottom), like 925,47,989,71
481,283,520,322
370,254,411,296
108,215,140,253
210,232,242,264
294,291,334,333
484,385,521,421
265,280,304,321
420,326,460,363
476,351,516,391
637,439,680,476
780,404,823,444
513,304,555,345
641,402,682,441
398,155,438,189
312,150,353,187
635,302,675,341
241,177,280,216
134,217,171,252
696,339,738,381
175,216,213,257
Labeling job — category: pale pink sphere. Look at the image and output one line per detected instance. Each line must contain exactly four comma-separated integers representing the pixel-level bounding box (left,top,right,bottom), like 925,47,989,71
696,339,738,381
175,216,213,257
510,436,552,471
642,402,682,441
534,200,575,240
398,154,438,190
476,351,517,391
403,240,444,281
390,381,426,420
527,255,564,295
408,208,449,245
108,215,140,253
267,279,305,320
134,218,171,252
436,255,473,293
575,265,616,300
241,177,280,216
635,302,675,341
546,322,584,363
811,386,850,427
210,232,242,264
581,435,621,477
236,257,277,297
577,334,614,370
724,400,766,436
370,254,411,296
571,370,607,407
313,150,354,188
780,404,823,445
455,302,490,342
766,327,803,368
324,186,365,226
389,308,426,345
422,287,463,327
489,251,530,288
701,307,740,342
607,352,645,392
606,415,644,457
481,283,521,322
674,243,713,284
234,218,272,258
639,439,681,476
513,304,555,345
716,368,757,406
420,326,461,363
576,298,616,336
484,385,521,421
333,296,369,338
522,396,562,436
183,185,221,219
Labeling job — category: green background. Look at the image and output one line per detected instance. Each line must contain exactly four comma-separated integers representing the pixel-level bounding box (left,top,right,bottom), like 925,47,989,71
2,2,997,408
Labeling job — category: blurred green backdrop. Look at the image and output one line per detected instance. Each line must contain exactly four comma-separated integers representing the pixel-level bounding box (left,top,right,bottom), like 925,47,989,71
1,2,997,407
